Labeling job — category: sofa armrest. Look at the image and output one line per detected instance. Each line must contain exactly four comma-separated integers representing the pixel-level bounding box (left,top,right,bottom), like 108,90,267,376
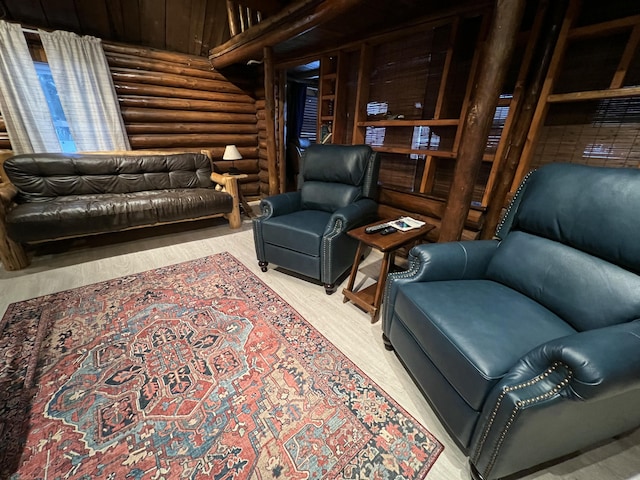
0,181,17,205
0,181,29,271
470,321,640,479
382,240,499,327
210,172,242,229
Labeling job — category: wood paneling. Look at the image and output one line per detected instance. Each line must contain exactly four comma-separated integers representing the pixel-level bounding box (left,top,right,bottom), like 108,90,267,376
1,0,233,57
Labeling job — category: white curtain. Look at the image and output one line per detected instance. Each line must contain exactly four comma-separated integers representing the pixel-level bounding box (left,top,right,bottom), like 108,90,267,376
39,30,130,152
0,21,60,154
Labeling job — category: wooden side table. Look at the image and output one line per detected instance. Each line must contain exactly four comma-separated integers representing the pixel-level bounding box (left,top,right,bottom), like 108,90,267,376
342,220,435,322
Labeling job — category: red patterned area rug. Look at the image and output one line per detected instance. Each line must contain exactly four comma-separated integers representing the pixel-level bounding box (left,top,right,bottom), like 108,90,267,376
0,252,443,479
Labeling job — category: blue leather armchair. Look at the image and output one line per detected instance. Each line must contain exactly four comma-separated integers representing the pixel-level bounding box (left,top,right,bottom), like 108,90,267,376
253,144,380,294
382,163,640,479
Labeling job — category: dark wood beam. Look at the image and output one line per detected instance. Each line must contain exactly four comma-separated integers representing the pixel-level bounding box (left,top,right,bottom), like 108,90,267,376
439,0,526,242
209,0,363,69
235,0,284,14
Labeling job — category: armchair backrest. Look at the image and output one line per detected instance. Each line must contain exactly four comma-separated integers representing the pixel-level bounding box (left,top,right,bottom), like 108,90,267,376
299,144,379,212
487,163,640,331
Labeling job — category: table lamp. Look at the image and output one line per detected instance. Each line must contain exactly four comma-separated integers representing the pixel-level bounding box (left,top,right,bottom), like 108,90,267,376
223,145,242,174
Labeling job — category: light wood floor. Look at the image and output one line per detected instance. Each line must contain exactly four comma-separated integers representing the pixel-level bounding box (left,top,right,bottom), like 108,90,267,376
1,216,639,480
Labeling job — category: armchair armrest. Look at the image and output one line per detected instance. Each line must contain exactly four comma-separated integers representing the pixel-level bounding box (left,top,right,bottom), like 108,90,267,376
471,321,640,479
382,240,499,327
324,198,378,234
257,191,302,219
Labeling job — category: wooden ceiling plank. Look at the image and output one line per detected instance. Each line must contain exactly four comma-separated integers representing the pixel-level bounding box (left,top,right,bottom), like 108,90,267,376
39,0,80,32
189,0,208,56
2,0,48,27
166,0,192,54
203,0,231,56
105,0,126,41
121,0,142,46
234,0,283,15
140,0,167,50
74,0,112,39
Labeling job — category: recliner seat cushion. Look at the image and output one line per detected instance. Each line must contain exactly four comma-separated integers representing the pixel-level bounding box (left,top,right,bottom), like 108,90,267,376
393,279,576,410
260,210,331,257
6,188,231,243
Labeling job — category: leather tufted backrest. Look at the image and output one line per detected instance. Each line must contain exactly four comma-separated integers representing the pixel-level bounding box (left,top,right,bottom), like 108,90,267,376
488,163,640,331
299,144,379,212
4,152,213,201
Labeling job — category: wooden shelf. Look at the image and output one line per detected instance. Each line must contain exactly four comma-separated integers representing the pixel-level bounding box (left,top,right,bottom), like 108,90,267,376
370,145,495,162
547,86,640,103
321,94,336,100
357,119,459,127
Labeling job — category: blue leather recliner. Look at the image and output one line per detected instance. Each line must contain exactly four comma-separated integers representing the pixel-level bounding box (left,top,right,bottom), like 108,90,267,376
253,144,380,294
382,163,640,479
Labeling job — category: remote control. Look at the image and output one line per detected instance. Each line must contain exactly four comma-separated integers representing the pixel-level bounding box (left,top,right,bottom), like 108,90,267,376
380,226,397,235
365,222,389,234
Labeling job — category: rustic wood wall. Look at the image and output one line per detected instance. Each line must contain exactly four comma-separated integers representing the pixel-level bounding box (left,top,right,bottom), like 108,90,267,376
104,42,261,199
0,40,263,200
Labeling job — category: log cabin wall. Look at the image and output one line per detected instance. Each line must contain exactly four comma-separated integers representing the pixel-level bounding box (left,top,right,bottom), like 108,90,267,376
0,38,263,201
103,42,261,200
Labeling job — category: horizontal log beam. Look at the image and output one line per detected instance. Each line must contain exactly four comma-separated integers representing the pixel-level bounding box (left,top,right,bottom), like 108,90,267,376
121,107,257,124
111,68,250,95
126,123,258,134
103,41,212,69
106,53,223,81
129,134,258,148
118,96,257,114
209,0,363,68
379,187,484,229
114,82,254,103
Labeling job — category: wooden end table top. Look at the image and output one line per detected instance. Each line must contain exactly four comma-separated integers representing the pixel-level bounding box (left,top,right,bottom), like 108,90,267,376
347,219,435,252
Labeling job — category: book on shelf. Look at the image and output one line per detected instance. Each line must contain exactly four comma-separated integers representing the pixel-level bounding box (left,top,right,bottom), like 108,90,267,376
389,216,426,231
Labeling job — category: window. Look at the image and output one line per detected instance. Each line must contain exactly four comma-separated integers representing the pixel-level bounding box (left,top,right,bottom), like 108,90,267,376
300,86,318,142
34,62,77,152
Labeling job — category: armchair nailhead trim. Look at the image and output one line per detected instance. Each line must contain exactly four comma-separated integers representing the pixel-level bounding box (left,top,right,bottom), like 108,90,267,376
472,361,573,478
322,218,343,283
496,170,534,237
381,257,421,321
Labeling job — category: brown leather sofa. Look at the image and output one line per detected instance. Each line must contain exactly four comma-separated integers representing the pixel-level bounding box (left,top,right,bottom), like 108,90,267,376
0,151,241,271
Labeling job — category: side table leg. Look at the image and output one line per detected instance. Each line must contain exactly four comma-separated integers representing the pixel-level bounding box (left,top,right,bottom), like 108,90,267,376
342,241,365,303
371,252,394,322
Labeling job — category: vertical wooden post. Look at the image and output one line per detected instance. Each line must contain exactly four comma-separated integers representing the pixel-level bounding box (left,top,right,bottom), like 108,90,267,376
352,44,373,144
481,0,567,239
511,0,579,189
438,0,526,242
264,46,279,195
226,0,240,36
277,69,286,194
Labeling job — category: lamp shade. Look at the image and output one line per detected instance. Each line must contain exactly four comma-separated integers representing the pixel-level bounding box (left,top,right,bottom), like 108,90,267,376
222,145,242,160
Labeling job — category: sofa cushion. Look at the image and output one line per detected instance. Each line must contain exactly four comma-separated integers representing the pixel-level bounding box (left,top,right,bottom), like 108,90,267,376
3,153,213,201
260,210,331,257
6,188,232,243
393,279,576,410
487,231,640,331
